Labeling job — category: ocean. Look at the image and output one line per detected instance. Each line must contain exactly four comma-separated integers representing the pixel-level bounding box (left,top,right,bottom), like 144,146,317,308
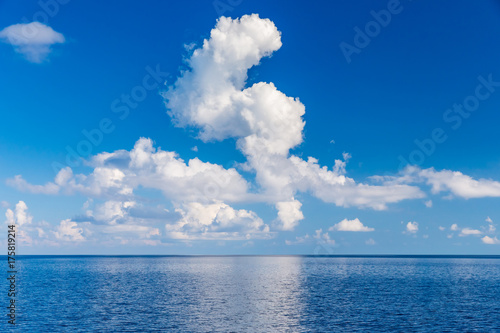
5,256,500,332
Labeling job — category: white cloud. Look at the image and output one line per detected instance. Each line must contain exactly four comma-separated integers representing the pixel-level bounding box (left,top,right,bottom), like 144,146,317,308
7,175,60,194
54,219,85,242
163,14,424,212
385,166,500,199
8,138,250,203
365,238,376,245
167,201,271,240
424,200,432,208
285,234,310,245
5,201,32,226
459,228,482,237
422,168,500,198
438,226,445,231
275,199,304,231
405,221,418,234
313,229,335,245
486,216,493,223
2,200,179,247
329,218,374,232
285,229,335,246
4,15,445,242
481,236,500,245
450,223,459,231
0,22,65,63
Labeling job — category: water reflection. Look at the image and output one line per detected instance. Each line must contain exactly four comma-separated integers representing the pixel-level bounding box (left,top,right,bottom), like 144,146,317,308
13,256,500,332
179,256,307,332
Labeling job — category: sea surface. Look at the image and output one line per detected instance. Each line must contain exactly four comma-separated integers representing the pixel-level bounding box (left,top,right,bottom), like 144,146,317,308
4,256,500,332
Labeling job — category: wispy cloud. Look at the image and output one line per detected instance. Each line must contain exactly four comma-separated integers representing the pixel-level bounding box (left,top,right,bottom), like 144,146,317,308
378,166,500,199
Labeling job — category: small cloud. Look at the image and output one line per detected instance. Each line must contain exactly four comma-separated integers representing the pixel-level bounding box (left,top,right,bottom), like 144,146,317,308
450,223,459,231
0,22,65,63
53,219,85,242
424,200,432,208
5,201,32,226
313,229,335,245
184,42,196,51
329,218,374,232
365,238,376,245
330,139,335,144
481,236,500,245
438,226,445,231
486,216,493,223
405,221,418,234
459,228,482,237
423,234,429,239
447,234,453,239
191,146,198,152
342,152,351,161
285,234,310,245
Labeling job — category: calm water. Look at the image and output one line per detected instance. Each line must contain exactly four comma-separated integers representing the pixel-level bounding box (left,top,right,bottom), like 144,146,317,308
4,256,500,332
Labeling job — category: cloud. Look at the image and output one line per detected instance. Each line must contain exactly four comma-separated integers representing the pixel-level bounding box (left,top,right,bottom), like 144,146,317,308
5,201,32,226
275,199,304,231
365,238,376,245
424,200,432,208
285,229,335,246
313,228,335,245
163,14,424,216
422,168,500,199
459,228,482,237
405,221,418,234
285,234,310,245
381,166,500,199
3,200,170,246
329,218,374,232
8,15,427,238
7,175,60,194
54,219,85,242
0,22,65,62
8,138,250,203
450,223,459,231
438,226,445,231
481,236,500,245
486,216,493,223
167,201,271,240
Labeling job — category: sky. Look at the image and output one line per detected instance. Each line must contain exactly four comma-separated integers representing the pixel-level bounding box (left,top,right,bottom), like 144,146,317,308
1,0,500,255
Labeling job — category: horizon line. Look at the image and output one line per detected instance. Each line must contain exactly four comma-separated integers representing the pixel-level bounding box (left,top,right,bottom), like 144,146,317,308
4,254,500,259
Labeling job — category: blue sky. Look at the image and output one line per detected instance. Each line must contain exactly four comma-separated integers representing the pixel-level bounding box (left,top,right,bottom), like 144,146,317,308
1,0,500,254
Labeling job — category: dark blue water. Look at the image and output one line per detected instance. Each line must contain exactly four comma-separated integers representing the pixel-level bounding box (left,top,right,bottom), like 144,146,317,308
4,256,500,332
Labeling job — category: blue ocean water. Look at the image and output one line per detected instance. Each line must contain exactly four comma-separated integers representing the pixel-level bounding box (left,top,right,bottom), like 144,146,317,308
4,256,500,332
